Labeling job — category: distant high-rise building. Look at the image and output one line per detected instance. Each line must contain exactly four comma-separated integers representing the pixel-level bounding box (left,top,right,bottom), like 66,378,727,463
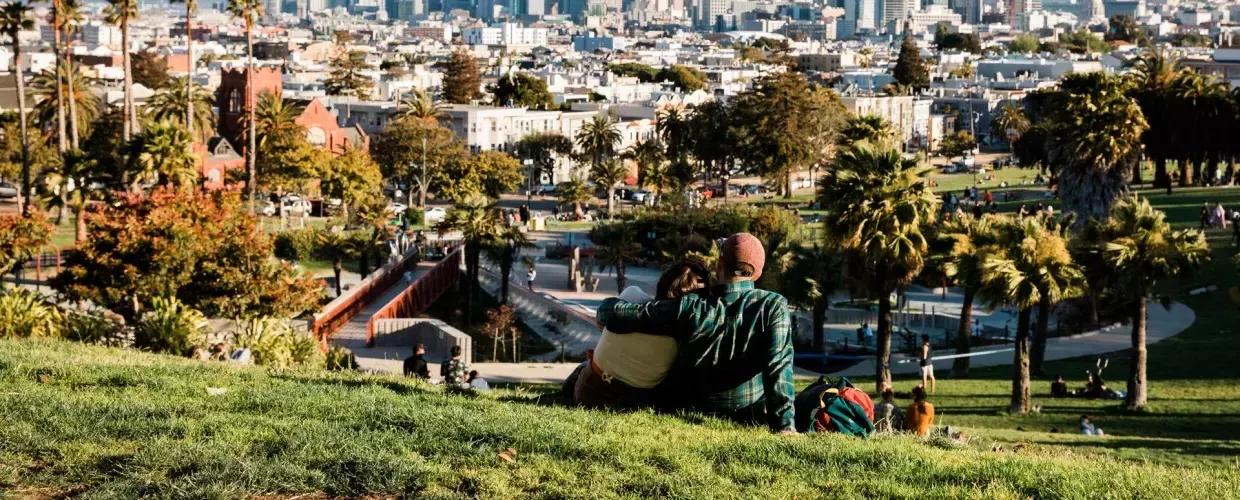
883,0,915,27
840,0,877,37
1085,0,1105,23
696,0,730,29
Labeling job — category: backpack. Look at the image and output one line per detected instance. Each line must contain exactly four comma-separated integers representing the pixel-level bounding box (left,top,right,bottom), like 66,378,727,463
808,377,875,438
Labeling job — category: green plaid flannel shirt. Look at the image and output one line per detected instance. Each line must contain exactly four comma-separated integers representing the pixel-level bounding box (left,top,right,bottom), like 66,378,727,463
595,281,796,432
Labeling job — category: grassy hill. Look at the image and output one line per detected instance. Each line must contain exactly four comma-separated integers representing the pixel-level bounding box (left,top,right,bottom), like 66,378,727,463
2,340,1239,498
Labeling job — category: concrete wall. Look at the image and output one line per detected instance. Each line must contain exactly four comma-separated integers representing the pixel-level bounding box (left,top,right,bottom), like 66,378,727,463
372,318,473,364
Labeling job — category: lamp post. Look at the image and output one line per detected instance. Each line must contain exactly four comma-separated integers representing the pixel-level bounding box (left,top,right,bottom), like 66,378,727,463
524,158,535,206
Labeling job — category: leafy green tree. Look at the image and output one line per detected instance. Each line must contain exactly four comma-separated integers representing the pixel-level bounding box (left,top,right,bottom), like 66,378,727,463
314,228,363,297
608,62,658,82
52,188,320,321
590,222,641,291
838,115,895,148
256,121,327,200
399,88,444,124
130,50,171,90
656,107,692,185
1009,33,1039,54
934,214,1001,377
1106,15,1147,45
319,144,383,220
591,158,627,219
131,120,200,192
432,150,524,203
936,130,977,160
624,138,669,195
226,0,263,212
689,99,739,195
144,77,214,142
1,2,33,213
39,151,99,243
1175,32,1211,48
325,50,374,100
576,114,621,170
980,217,1083,414
0,209,51,278
656,65,707,91
516,131,572,187
370,117,466,207
1127,46,1181,188
442,49,483,104
253,91,304,148
556,175,592,218
783,244,842,353
989,104,1029,150
892,35,929,91
436,193,501,323
1079,196,1209,410
934,25,982,54
819,142,938,393
489,72,553,109
1059,29,1110,54
735,72,847,197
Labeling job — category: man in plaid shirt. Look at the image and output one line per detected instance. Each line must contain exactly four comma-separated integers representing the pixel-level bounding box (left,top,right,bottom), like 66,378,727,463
595,233,797,434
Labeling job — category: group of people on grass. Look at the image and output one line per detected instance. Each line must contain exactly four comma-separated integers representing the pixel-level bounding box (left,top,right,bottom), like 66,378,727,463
190,342,252,364
403,344,490,392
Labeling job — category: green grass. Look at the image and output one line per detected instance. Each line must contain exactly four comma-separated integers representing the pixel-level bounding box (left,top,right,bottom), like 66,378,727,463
928,165,1041,195
3,339,1240,498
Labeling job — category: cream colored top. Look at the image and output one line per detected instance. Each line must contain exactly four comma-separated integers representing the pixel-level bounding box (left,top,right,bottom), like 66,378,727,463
592,286,678,389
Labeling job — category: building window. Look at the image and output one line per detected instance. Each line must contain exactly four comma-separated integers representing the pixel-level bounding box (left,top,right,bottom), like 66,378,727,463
228,89,241,113
307,127,326,146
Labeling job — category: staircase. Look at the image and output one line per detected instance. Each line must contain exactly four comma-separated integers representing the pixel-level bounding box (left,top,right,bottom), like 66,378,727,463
478,268,601,361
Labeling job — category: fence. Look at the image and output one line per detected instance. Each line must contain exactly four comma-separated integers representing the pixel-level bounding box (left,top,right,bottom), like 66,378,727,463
371,318,472,364
365,246,464,347
311,245,426,347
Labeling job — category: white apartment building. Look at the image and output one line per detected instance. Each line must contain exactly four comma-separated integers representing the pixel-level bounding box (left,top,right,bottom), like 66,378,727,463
462,23,549,46
81,23,121,47
840,94,916,147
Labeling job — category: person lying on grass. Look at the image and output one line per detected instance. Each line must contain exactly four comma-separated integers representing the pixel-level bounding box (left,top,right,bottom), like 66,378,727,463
567,258,711,409
595,233,797,435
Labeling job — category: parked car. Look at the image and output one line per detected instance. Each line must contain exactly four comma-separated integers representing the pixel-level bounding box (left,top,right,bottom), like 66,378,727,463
262,195,312,217
386,202,408,216
0,181,17,199
630,190,653,204
423,206,447,223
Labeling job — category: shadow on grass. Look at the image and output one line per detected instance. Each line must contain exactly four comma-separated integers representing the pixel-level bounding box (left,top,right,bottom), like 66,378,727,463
271,372,438,397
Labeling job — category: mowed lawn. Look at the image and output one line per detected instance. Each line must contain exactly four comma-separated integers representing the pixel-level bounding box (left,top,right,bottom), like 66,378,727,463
3,340,1240,498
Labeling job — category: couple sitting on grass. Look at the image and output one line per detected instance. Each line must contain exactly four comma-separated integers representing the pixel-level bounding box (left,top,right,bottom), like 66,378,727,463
566,233,797,435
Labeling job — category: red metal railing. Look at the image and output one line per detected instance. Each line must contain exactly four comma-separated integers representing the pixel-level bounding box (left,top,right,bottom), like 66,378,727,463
365,246,463,347
311,248,426,347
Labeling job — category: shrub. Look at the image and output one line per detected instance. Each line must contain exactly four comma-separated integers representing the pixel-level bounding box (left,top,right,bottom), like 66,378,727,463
289,334,326,367
233,318,324,368
273,228,319,263
326,345,358,371
63,311,125,346
0,289,62,339
133,297,210,356
616,206,754,265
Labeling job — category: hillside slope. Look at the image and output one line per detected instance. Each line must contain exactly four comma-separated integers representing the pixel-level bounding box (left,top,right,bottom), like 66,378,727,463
1,339,1238,499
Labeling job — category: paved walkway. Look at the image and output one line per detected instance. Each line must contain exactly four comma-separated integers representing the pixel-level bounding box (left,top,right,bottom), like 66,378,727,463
331,260,438,373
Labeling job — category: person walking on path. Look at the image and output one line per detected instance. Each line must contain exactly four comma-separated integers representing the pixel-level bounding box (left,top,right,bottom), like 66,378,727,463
920,334,936,394
526,265,537,292
595,233,797,434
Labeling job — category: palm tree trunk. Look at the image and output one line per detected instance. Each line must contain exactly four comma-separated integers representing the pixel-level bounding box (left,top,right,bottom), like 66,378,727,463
607,186,614,220
1126,295,1148,410
246,26,257,213
52,9,67,154
1009,307,1033,414
65,34,79,150
15,44,30,215
951,287,976,378
465,244,479,324
1032,295,1051,376
511,327,518,362
499,252,512,304
615,260,626,292
185,6,194,138
812,295,827,353
785,169,794,199
122,18,133,142
74,204,87,243
333,259,342,297
875,290,893,394
1154,157,1167,189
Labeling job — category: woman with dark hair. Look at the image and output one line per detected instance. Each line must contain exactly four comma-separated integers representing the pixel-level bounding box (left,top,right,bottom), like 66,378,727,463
568,258,711,409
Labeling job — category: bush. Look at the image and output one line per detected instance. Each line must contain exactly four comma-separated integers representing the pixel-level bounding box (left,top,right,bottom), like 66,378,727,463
326,345,358,371
273,229,319,263
63,311,125,346
132,297,210,356
0,289,62,339
615,206,755,265
404,207,424,227
233,318,324,368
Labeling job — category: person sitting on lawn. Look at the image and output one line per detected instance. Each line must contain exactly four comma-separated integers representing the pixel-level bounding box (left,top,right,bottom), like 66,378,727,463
1080,415,1104,436
904,386,935,436
403,344,430,380
873,384,904,432
595,233,797,434
571,259,711,409
441,346,469,389
467,370,491,391
1051,375,1068,398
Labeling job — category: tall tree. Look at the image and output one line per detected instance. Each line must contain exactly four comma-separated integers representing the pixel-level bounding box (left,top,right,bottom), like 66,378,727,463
1,1,33,214
130,50,171,90
489,72,553,109
39,150,99,242
1127,47,1181,189
431,150,524,203
131,119,200,192
57,0,83,149
556,175,591,218
1079,195,1209,410
516,131,572,188
576,114,621,171
146,77,214,142
623,137,668,195
29,69,100,141
837,115,895,149
171,0,197,138
436,193,501,323
783,244,842,353
735,72,846,198
989,104,1030,152
481,225,534,305
398,88,444,124
319,143,382,221
589,222,641,292
325,50,374,100
980,217,1083,414
656,107,692,188
441,49,483,104
590,158,627,220
49,0,65,152
253,91,303,148
935,214,1001,377
104,0,137,141
819,143,938,393
371,117,466,207
892,35,929,91
226,0,263,213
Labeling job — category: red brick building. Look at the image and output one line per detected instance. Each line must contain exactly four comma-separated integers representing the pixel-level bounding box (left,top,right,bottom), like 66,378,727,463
216,66,366,157
195,138,245,191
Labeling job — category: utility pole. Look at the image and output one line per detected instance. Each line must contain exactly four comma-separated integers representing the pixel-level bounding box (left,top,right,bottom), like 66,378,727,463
524,158,535,206
420,137,427,207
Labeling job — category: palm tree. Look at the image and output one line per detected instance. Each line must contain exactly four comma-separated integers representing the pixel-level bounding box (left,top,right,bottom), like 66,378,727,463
624,137,668,196
39,150,98,242
436,193,501,324
935,214,1001,378
171,0,197,137
399,88,444,124
104,0,138,141
819,142,939,393
576,113,621,170
1128,46,1182,188
226,0,263,213
590,222,640,292
57,0,83,149
481,225,534,305
1080,195,1209,410
980,218,1084,414
989,104,1030,153
590,158,627,220
837,114,894,149
1,1,33,214
657,106,691,176
314,229,362,298
1168,72,1226,186
30,69,100,140
253,91,304,148
132,120,200,191
556,175,592,219
783,244,842,353
146,77,214,142
49,0,65,152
